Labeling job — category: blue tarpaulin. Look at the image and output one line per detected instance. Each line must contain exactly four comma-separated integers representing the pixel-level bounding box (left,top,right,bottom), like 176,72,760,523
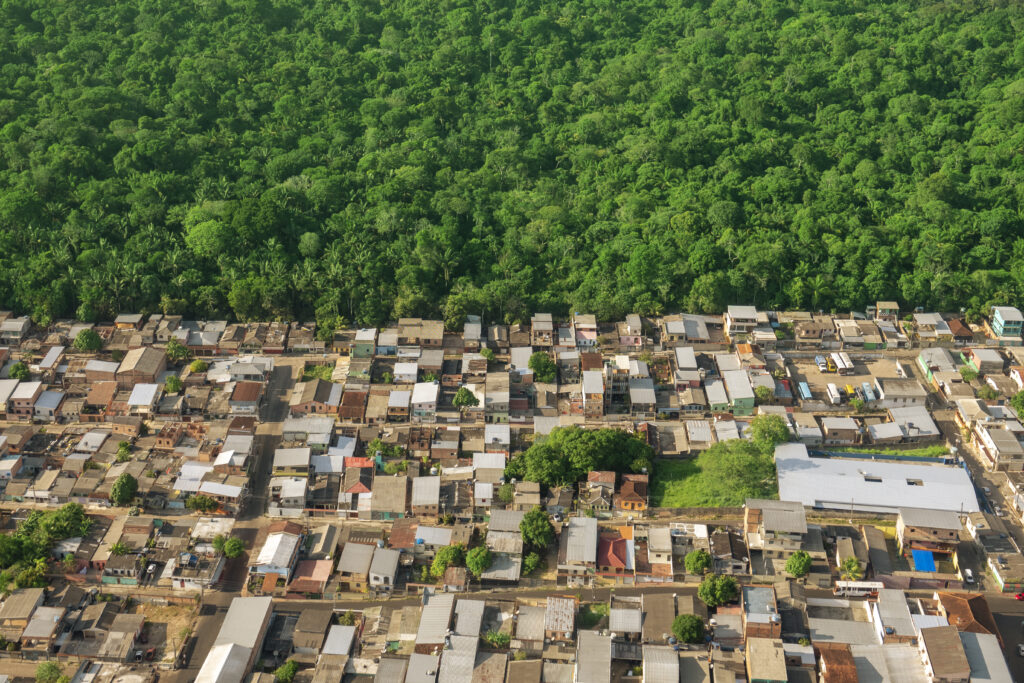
912,549,936,572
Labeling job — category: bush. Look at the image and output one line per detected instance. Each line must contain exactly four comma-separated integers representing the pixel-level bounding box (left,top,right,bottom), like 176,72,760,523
274,660,298,683
164,375,183,393
671,614,705,644
186,495,218,513
482,630,510,648
189,359,208,373
9,362,29,381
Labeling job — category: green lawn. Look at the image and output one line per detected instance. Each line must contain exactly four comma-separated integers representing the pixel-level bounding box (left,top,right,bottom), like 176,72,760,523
301,364,334,382
827,445,949,458
578,603,609,629
650,454,778,508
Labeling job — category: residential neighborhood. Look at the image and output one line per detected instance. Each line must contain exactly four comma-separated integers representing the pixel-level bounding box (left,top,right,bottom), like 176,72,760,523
1,305,1024,681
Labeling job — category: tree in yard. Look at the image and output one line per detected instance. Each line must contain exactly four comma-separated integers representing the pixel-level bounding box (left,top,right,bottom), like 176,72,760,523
189,359,209,373
186,495,218,513
520,506,555,550
366,438,404,460
684,549,712,575
165,338,191,362
466,546,492,579
671,613,705,644
274,659,298,683
1011,391,1024,415
73,328,103,352
959,366,978,383
839,556,864,581
748,414,790,456
480,348,495,363
504,426,654,488
109,542,129,556
430,544,466,578
116,441,132,463
223,538,245,558
452,386,479,407
522,552,543,576
697,574,738,608
528,351,557,383
849,397,865,412
753,385,773,405
497,482,514,504
164,375,183,393
9,362,29,381
36,661,66,683
110,473,138,506
785,550,812,578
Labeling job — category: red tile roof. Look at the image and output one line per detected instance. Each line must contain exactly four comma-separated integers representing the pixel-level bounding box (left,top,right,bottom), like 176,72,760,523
597,537,629,569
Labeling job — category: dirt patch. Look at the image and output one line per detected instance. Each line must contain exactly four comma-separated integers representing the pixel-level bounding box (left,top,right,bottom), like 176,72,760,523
131,602,198,664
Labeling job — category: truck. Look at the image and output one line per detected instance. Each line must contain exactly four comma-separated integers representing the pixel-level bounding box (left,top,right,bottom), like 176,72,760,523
826,383,842,405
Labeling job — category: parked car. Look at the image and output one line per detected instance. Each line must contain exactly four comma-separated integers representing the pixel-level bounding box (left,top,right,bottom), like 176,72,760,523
963,568,974,583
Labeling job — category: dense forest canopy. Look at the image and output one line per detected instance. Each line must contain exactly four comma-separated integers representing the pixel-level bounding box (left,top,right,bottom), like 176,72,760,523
1,0,1023,327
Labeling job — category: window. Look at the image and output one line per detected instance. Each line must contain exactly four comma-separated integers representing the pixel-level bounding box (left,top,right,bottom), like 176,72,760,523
864,476,882,483
906,479,923,486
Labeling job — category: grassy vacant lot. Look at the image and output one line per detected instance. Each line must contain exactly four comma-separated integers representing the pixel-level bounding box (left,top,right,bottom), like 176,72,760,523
301,364,333,382
827,445,948,458
651,438,778,507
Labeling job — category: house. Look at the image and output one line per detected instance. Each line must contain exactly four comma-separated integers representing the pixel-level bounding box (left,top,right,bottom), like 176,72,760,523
629,377,656,417
919,626,970,683
0,588,44,640
411,475,442,519
33,390,64,422
710,530,748,574
20,606,66,654
745,638,788,683
990,306,1023,339
272,447,311,476
115,346,166,388
289,379,341,417
896,508,961,558
0,316,30,344
744,499,807,563
249,522,303,581
934,592,1002,649
531,313,554,347
720,369,754,416
615,474,648,513
876,301,900,321
725,305,758,341
974,421,1024,471
558,517,598,586
742,586,781,640
371,475,408,520
574,314,598,348
288,559,332,596
597,535,633,578
575,630,611,683
8,381,42,419
820,416,860,445
873,377,928,408
229,378,264,417
386,390,410,422
353,328,377,358
582,370,604,419
961,348,1003,377
336,541,374,592
411,381,439,423
369,547,400,594
544,596,576,642
618,314,643,350
195,596,273,680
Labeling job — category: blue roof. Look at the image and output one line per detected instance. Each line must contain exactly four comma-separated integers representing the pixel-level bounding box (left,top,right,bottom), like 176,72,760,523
911,549,936,572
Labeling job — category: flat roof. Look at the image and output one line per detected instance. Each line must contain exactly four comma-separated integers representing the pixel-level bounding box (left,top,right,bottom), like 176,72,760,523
776,443,979,514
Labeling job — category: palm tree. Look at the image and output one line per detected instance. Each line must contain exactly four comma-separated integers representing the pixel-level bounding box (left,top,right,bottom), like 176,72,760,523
840,557,863,581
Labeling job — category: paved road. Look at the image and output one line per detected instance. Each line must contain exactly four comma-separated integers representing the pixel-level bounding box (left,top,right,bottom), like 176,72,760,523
240,363,296,521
